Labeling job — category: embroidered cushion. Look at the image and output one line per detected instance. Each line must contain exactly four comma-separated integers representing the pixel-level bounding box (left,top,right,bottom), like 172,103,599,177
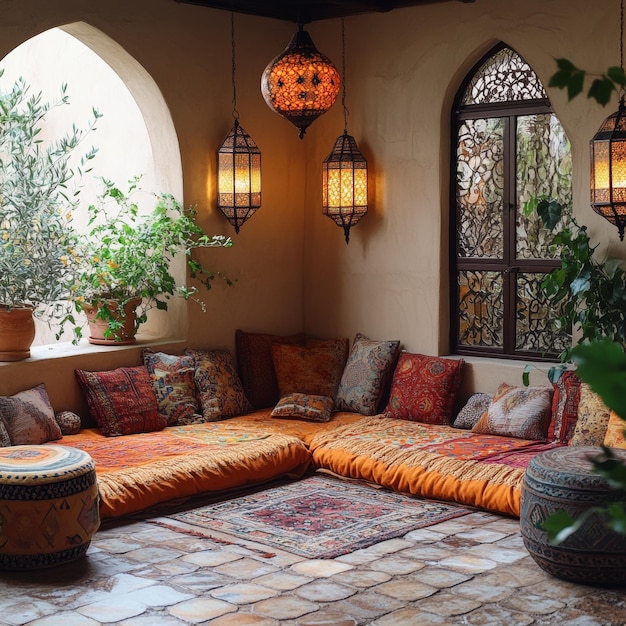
75,366,165,437
569,383,612,446
55,411,82,436
143,350,201,425
472,383,553,441
453,392,492,429
271,393,335,422
384,353,465,425
235,329,305,408
0,384,62,445
604,411,626,449
272,338,349,399
185,348,253,421
335,334,401,415
548,370,582,444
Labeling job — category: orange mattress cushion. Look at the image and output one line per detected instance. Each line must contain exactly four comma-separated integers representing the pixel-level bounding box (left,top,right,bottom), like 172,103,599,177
308,415,563,517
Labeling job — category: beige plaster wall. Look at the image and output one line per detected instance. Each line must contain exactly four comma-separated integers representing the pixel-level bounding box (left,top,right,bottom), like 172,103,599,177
0,0,622,413
302,0,622,396
0,0,305,411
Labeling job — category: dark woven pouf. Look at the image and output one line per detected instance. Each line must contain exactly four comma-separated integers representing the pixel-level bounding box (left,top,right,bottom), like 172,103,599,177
521,445,626,586
0,445,100,569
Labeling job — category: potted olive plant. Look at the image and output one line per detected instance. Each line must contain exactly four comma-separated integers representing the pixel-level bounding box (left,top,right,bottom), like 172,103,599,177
0,72,99,360
67,177,232,344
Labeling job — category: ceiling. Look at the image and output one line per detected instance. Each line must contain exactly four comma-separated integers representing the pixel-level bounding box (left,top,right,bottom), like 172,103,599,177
176,0,475,23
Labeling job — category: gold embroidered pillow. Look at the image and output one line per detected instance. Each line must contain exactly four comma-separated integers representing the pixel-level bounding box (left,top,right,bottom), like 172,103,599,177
271,393,334,422
472,383,553,441
185,349,253,421
604,411,626,449
570,383,612,446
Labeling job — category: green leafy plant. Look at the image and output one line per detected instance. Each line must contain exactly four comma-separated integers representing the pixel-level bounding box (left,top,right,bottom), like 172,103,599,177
549,58,626,106
67,177,232,342
529,198,626,360
0,71,99,320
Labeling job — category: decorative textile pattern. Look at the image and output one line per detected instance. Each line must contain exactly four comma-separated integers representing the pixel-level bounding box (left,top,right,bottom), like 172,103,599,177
186,349,253,421
472,383,553,441
604,411,626,449
548,371,582,443
271,338,348,399
384,353,465,425
167,474,471,559
54,411,82,436
0,384,62,445
59,423,311,519
569,383,612,447
75,366,166,437
308,415,561,516
335,333,400,415
143,350,200,425
271,393,334,422
453,393,492,429
235,329,305,408
0,445,100,569
0,421,10,447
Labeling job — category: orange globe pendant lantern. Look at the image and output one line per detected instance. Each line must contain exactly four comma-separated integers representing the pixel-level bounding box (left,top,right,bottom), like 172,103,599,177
261,25,341,139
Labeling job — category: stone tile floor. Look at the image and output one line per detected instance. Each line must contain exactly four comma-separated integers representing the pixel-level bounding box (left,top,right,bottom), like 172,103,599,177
1,507,626,625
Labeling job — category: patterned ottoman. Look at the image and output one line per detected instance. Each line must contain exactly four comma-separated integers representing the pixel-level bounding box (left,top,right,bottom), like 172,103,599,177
521,445,626,586
0,445,100,569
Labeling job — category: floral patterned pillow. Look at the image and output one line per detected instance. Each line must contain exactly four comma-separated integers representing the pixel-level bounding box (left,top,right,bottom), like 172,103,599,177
453,392,491,429
55,410,82,435
334,334,400,415
569,383,612,446
271,338,349,399
185,349,253,421
472,383,553,441
75,366,166,437
384,353,465,425
271,393,334,422
0,384,62,445
143,350,201,425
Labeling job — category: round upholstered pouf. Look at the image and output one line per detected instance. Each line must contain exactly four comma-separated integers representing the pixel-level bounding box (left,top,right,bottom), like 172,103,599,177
521,445,626,586
0,445,100,569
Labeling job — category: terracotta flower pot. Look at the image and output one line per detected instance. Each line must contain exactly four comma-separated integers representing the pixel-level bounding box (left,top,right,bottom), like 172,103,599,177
0,307,36,361
83,298,142,345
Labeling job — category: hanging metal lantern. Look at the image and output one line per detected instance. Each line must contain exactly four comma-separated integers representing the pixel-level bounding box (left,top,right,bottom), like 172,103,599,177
261,25,341,139
217,119,261,234
590,97,626,241
322,131,368,244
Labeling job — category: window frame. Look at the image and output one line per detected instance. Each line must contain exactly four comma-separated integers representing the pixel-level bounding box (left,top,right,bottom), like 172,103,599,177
449,44,570,361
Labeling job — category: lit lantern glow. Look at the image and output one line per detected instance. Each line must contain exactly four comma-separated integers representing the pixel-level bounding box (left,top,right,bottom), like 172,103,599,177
261,26,341,139
322,131,368,244
217,119,261,234
590,97,626,240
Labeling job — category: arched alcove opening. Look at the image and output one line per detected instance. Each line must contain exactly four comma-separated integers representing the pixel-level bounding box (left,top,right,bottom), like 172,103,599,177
1,22,185,346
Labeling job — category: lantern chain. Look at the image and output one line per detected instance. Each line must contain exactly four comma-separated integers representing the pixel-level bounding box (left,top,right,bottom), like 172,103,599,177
341,18,349,133
231,11,239,121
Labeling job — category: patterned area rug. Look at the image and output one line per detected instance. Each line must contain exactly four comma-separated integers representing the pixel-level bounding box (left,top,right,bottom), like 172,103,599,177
164,474,472,559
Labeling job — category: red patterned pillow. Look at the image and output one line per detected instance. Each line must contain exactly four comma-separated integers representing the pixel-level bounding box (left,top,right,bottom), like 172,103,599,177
384,353,465,425
236,330,305,408
548,370,582,443
75,366,166,437
271,338,349,399
472,383,553,441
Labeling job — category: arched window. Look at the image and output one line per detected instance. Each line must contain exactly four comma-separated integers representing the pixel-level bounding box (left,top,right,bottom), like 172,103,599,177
451,44,572,360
